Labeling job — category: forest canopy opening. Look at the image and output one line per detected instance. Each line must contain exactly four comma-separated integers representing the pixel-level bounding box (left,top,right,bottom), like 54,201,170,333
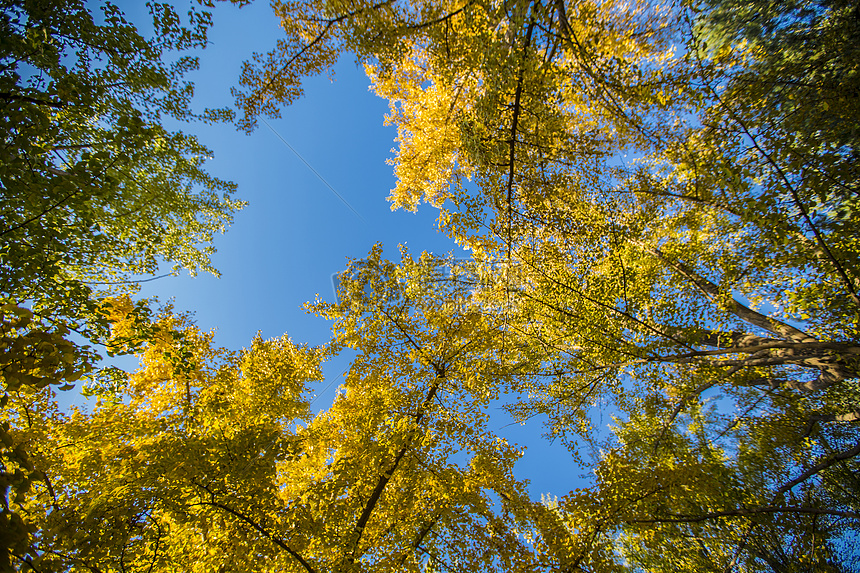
2,0,858,570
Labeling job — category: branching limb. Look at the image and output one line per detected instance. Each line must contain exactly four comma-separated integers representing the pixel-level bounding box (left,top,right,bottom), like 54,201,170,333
190,482,316,573
627,505,860,524
0,91,65,108
773,439,860,500
638,244,816,343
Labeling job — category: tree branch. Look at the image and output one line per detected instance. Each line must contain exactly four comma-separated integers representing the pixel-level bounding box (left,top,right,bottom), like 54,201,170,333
639,244,816,343
708,87,860,308
774,439,860,500
505,10,536,261
627,505,860,524
0,91,65,108
191,483,316,573
349,377,444,561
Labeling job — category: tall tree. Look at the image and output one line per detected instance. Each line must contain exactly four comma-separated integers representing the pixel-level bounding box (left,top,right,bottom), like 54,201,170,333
12,251,561,572
236,0,860,568
0,1,243,566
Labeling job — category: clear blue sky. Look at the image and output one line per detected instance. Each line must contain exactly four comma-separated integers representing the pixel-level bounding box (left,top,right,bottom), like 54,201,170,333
112,0,583,498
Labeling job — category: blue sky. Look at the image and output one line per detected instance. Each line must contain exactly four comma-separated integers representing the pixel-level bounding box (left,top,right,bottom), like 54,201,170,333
112,0,583,498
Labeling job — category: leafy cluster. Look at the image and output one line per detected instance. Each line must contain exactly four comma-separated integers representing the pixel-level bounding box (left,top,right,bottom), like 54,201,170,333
0,0,243,567
0,0,243,337
234,0,860,568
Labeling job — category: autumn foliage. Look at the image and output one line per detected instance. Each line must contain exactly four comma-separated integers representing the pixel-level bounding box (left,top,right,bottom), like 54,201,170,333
2,0,859,571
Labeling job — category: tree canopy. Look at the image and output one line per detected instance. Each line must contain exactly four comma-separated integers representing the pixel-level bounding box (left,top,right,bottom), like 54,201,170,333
2,0,859,571
0,0,243,566
1,0,243,340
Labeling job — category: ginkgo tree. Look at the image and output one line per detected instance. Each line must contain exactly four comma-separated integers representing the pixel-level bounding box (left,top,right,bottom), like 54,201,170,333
9,250,587,572
1,0,243,349
234,0,860,568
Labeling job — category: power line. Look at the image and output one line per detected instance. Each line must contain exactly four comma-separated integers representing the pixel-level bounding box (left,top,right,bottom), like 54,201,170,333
260,117,367,224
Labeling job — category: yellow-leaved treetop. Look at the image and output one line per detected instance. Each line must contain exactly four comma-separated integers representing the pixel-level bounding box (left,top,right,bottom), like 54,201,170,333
232,0,860,569
5,0,859,570
1,0,243,565
13,251,596,571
